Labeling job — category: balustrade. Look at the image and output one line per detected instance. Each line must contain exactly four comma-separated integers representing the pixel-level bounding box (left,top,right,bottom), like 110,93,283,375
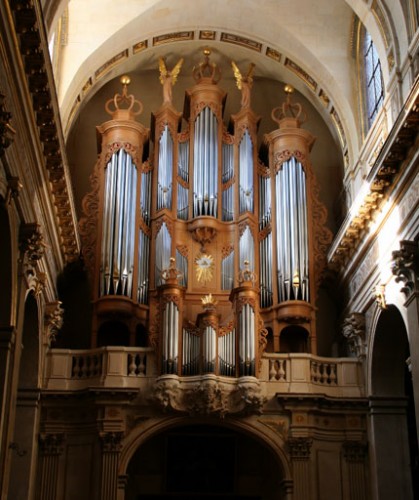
46,348,363,398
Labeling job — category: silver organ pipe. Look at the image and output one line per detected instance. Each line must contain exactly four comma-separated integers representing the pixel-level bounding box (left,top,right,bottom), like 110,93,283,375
137,230,150,304
177,141,189,220
140,170,152,225
276,157,309,302
182,328,200,375
221,250,235,290
258,172,271,230
239,226,255,272
155,222,172,287
218,329,236,376
222,142,234,221
239,130,254,213
239,304,255,376
203,325,216,373
162,301,179,374
259,232,273,308
100,149,137,297
193,107,218,217
175,249,188,287
157,125,173,211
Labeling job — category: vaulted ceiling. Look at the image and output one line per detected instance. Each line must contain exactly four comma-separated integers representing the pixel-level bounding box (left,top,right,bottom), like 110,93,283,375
40,0,409,232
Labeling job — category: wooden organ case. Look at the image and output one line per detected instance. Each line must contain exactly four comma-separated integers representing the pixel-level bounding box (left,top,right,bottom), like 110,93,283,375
80,52,332,379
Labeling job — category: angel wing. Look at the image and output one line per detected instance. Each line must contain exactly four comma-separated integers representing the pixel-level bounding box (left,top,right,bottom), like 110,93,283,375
170,58,184,85
246,63,256,80
159,58,167,85
231,60,243,90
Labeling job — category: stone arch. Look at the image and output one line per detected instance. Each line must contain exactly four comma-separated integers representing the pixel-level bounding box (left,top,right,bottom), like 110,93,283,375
119,416,292,498
367,304,417,499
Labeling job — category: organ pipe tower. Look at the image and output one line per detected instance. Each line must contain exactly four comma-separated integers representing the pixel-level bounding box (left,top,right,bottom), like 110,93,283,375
80,51,332,376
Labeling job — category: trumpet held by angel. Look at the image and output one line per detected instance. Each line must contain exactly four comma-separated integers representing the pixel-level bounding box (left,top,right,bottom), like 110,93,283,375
159,57,184,104
231,61,255,109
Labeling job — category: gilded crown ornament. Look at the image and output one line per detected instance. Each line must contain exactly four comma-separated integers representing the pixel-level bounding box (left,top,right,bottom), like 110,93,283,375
193,48,221,84
271,84,307,126
105,75,143,119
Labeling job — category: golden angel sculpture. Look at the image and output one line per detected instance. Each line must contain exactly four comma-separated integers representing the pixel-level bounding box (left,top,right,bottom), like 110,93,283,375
159,57,184,105
231,61,255,109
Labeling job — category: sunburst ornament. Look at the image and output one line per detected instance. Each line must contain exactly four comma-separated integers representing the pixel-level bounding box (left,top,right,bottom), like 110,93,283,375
195,254,215,284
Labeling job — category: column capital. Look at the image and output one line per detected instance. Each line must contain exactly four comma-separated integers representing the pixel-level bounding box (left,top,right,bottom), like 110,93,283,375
100,431,124,453
39,433,65,456
392,240,419,300
287,437,313,460
343,440,368,463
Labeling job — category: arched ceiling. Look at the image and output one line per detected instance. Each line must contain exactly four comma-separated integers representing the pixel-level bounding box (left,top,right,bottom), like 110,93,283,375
42,0,407,166
40,0,409,238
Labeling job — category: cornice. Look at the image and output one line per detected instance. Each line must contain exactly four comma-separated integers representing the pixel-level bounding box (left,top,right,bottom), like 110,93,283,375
9,0,79,262
328,78,419,270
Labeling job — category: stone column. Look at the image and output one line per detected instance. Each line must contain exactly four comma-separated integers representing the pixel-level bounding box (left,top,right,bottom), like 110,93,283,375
392,240,419,431
0,325,15,493
38,433,64,500
287,437,312,500
343,441,368,500
100,432,123,500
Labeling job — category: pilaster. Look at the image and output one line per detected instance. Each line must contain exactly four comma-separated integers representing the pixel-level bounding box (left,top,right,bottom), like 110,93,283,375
38,433,65,500
287,437,312,500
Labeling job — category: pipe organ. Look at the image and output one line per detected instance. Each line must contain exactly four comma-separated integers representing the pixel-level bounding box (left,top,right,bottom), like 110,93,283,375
80,51,332,373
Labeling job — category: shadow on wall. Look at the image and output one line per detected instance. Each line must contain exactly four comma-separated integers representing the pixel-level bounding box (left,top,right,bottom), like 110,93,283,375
55,257,92,349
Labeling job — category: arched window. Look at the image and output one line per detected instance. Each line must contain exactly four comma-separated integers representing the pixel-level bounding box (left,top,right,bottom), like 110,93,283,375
363,29,384,129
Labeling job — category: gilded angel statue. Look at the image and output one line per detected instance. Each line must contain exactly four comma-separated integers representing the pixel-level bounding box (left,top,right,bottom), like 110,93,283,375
159,57,184,105
231,61,255,109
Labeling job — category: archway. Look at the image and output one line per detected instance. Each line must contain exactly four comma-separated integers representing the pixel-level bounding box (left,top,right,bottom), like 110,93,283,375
125,423,287,500
368,305,418,499
8,293,41,500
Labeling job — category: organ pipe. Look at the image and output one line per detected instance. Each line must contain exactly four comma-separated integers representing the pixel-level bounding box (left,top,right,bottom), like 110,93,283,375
175,249,188,287
100,148,137,297
155,223,172,287
238,304,255,376
162,301,179,374
222,142,234,221
193,107,218,217
137,230,150,304
239,130,254,214
275,157,309,302
221,251,235,290
157,125,173,211
239,226,255,272
140,170,152,225
259,232,273,308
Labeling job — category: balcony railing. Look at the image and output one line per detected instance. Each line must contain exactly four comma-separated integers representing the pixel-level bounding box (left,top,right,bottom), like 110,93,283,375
44,347,364,398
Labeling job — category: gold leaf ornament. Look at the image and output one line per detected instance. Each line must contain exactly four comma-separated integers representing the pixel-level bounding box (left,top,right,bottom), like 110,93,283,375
195,254,215,284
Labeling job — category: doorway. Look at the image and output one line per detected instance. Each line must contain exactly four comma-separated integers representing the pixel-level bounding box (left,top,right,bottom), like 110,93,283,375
126,424,283,500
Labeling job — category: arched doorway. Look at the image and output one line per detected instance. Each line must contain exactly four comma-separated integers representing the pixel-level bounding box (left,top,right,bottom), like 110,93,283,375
125,423,286,500
369,305,418,499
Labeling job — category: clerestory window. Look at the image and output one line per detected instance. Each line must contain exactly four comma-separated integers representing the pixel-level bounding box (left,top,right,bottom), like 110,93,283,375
363,30,384,129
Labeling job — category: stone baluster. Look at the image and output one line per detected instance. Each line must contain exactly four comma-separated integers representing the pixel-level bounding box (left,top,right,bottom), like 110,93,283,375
38,433,65,500
100,432,123,500
287,437,312,499
343,441,368,500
